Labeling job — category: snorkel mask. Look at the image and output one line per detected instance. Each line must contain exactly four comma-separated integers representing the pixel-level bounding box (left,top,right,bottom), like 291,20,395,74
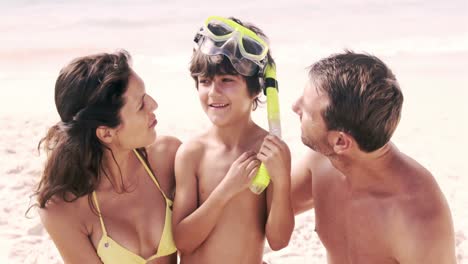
194,16,269,76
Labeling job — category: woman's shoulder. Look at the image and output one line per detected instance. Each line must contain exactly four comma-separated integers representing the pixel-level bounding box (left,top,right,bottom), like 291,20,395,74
144,136,181,195
147,135,182,158
39,194,92,233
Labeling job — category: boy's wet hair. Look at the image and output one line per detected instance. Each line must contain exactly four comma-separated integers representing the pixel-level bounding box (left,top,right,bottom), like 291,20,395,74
189,17,275,110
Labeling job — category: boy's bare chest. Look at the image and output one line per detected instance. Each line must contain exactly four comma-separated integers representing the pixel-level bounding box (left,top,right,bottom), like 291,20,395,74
197,150,243,201
195,147,267,234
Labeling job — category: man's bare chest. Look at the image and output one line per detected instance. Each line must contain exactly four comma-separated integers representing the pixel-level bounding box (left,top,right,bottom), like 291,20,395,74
313,183,397,263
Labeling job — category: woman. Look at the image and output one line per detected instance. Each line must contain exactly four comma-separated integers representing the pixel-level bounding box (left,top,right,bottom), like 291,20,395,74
35,50,180,264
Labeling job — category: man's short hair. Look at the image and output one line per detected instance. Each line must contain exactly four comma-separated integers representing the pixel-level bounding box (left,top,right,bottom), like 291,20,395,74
309,51,403,152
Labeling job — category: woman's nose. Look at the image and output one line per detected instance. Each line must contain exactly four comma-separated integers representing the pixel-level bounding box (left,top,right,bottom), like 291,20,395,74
148,95,158,111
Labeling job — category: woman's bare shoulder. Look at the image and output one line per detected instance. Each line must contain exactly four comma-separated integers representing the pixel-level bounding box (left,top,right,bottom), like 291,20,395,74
39,194,92,233
147,135,182,159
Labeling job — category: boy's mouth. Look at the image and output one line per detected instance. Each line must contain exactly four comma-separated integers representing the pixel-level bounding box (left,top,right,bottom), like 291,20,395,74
209,103,229,108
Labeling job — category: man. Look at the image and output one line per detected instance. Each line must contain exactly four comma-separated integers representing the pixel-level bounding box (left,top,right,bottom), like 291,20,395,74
291,51,456,263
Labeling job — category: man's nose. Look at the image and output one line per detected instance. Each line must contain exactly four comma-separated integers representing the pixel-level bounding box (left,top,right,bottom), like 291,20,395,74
292,98,301,115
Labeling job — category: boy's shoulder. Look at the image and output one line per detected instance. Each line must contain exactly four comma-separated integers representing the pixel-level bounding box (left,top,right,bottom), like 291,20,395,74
176,133,209,161
247,124,269,147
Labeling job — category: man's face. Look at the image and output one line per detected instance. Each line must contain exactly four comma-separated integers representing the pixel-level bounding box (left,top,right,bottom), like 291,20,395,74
292,80,334,155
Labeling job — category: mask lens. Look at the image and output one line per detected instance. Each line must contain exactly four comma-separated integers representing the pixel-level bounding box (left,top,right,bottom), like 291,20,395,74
197,17,268,76
199,37,237,58
231,57,258,76
207,21,233,36
242,36,264,56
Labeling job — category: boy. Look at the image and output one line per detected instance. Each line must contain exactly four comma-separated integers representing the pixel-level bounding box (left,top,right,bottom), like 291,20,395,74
172,16,294,264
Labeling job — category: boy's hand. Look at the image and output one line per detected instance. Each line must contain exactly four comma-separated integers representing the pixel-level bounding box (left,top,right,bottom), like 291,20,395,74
257,135,291,186
220,151,260,197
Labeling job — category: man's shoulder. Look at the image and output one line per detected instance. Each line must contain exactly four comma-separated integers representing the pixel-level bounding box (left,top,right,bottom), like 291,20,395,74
389,164,456,262
301,149,329,167
395,152,447,217
389,153,453,241
294,149,340,192
397,175,450,227
306,150,340,181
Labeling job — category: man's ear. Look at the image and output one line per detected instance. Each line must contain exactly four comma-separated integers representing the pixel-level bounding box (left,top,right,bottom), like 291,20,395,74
96,126,116,144
328,131,353,154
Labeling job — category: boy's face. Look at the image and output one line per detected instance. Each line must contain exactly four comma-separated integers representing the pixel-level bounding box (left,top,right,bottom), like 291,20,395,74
197,74,254,126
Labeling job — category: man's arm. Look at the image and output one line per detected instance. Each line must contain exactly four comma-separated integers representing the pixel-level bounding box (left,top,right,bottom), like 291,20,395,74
172,142,259,254
260,135,295,250
291,149,315,215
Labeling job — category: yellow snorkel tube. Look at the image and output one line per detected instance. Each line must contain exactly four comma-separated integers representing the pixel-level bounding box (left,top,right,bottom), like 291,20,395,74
249,63,281,194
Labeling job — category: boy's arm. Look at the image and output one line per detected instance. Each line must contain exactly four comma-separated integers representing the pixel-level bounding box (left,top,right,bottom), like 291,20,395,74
291,149,315,215
265,180,294,250
259,135,295,251
172,143,259,254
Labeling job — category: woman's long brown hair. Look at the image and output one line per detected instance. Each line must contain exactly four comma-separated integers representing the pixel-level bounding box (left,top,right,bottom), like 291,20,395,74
34,50,136,209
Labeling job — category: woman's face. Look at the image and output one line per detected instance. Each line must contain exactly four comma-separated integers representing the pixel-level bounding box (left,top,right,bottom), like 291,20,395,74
113,71,158,150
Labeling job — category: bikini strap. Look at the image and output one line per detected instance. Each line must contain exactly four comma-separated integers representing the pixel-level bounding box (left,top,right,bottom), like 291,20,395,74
92,191,108,236
133,149,171,202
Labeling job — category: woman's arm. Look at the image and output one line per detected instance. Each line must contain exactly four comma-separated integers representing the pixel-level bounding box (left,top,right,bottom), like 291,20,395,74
39,201,102,264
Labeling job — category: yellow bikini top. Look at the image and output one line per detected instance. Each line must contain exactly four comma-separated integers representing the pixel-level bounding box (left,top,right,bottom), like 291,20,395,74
92,149,177,264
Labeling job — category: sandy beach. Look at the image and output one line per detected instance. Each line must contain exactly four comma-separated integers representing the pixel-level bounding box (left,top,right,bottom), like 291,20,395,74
1,0,467,263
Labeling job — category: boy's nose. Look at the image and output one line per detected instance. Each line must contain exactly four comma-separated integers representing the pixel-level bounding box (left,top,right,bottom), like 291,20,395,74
208,82,222,96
